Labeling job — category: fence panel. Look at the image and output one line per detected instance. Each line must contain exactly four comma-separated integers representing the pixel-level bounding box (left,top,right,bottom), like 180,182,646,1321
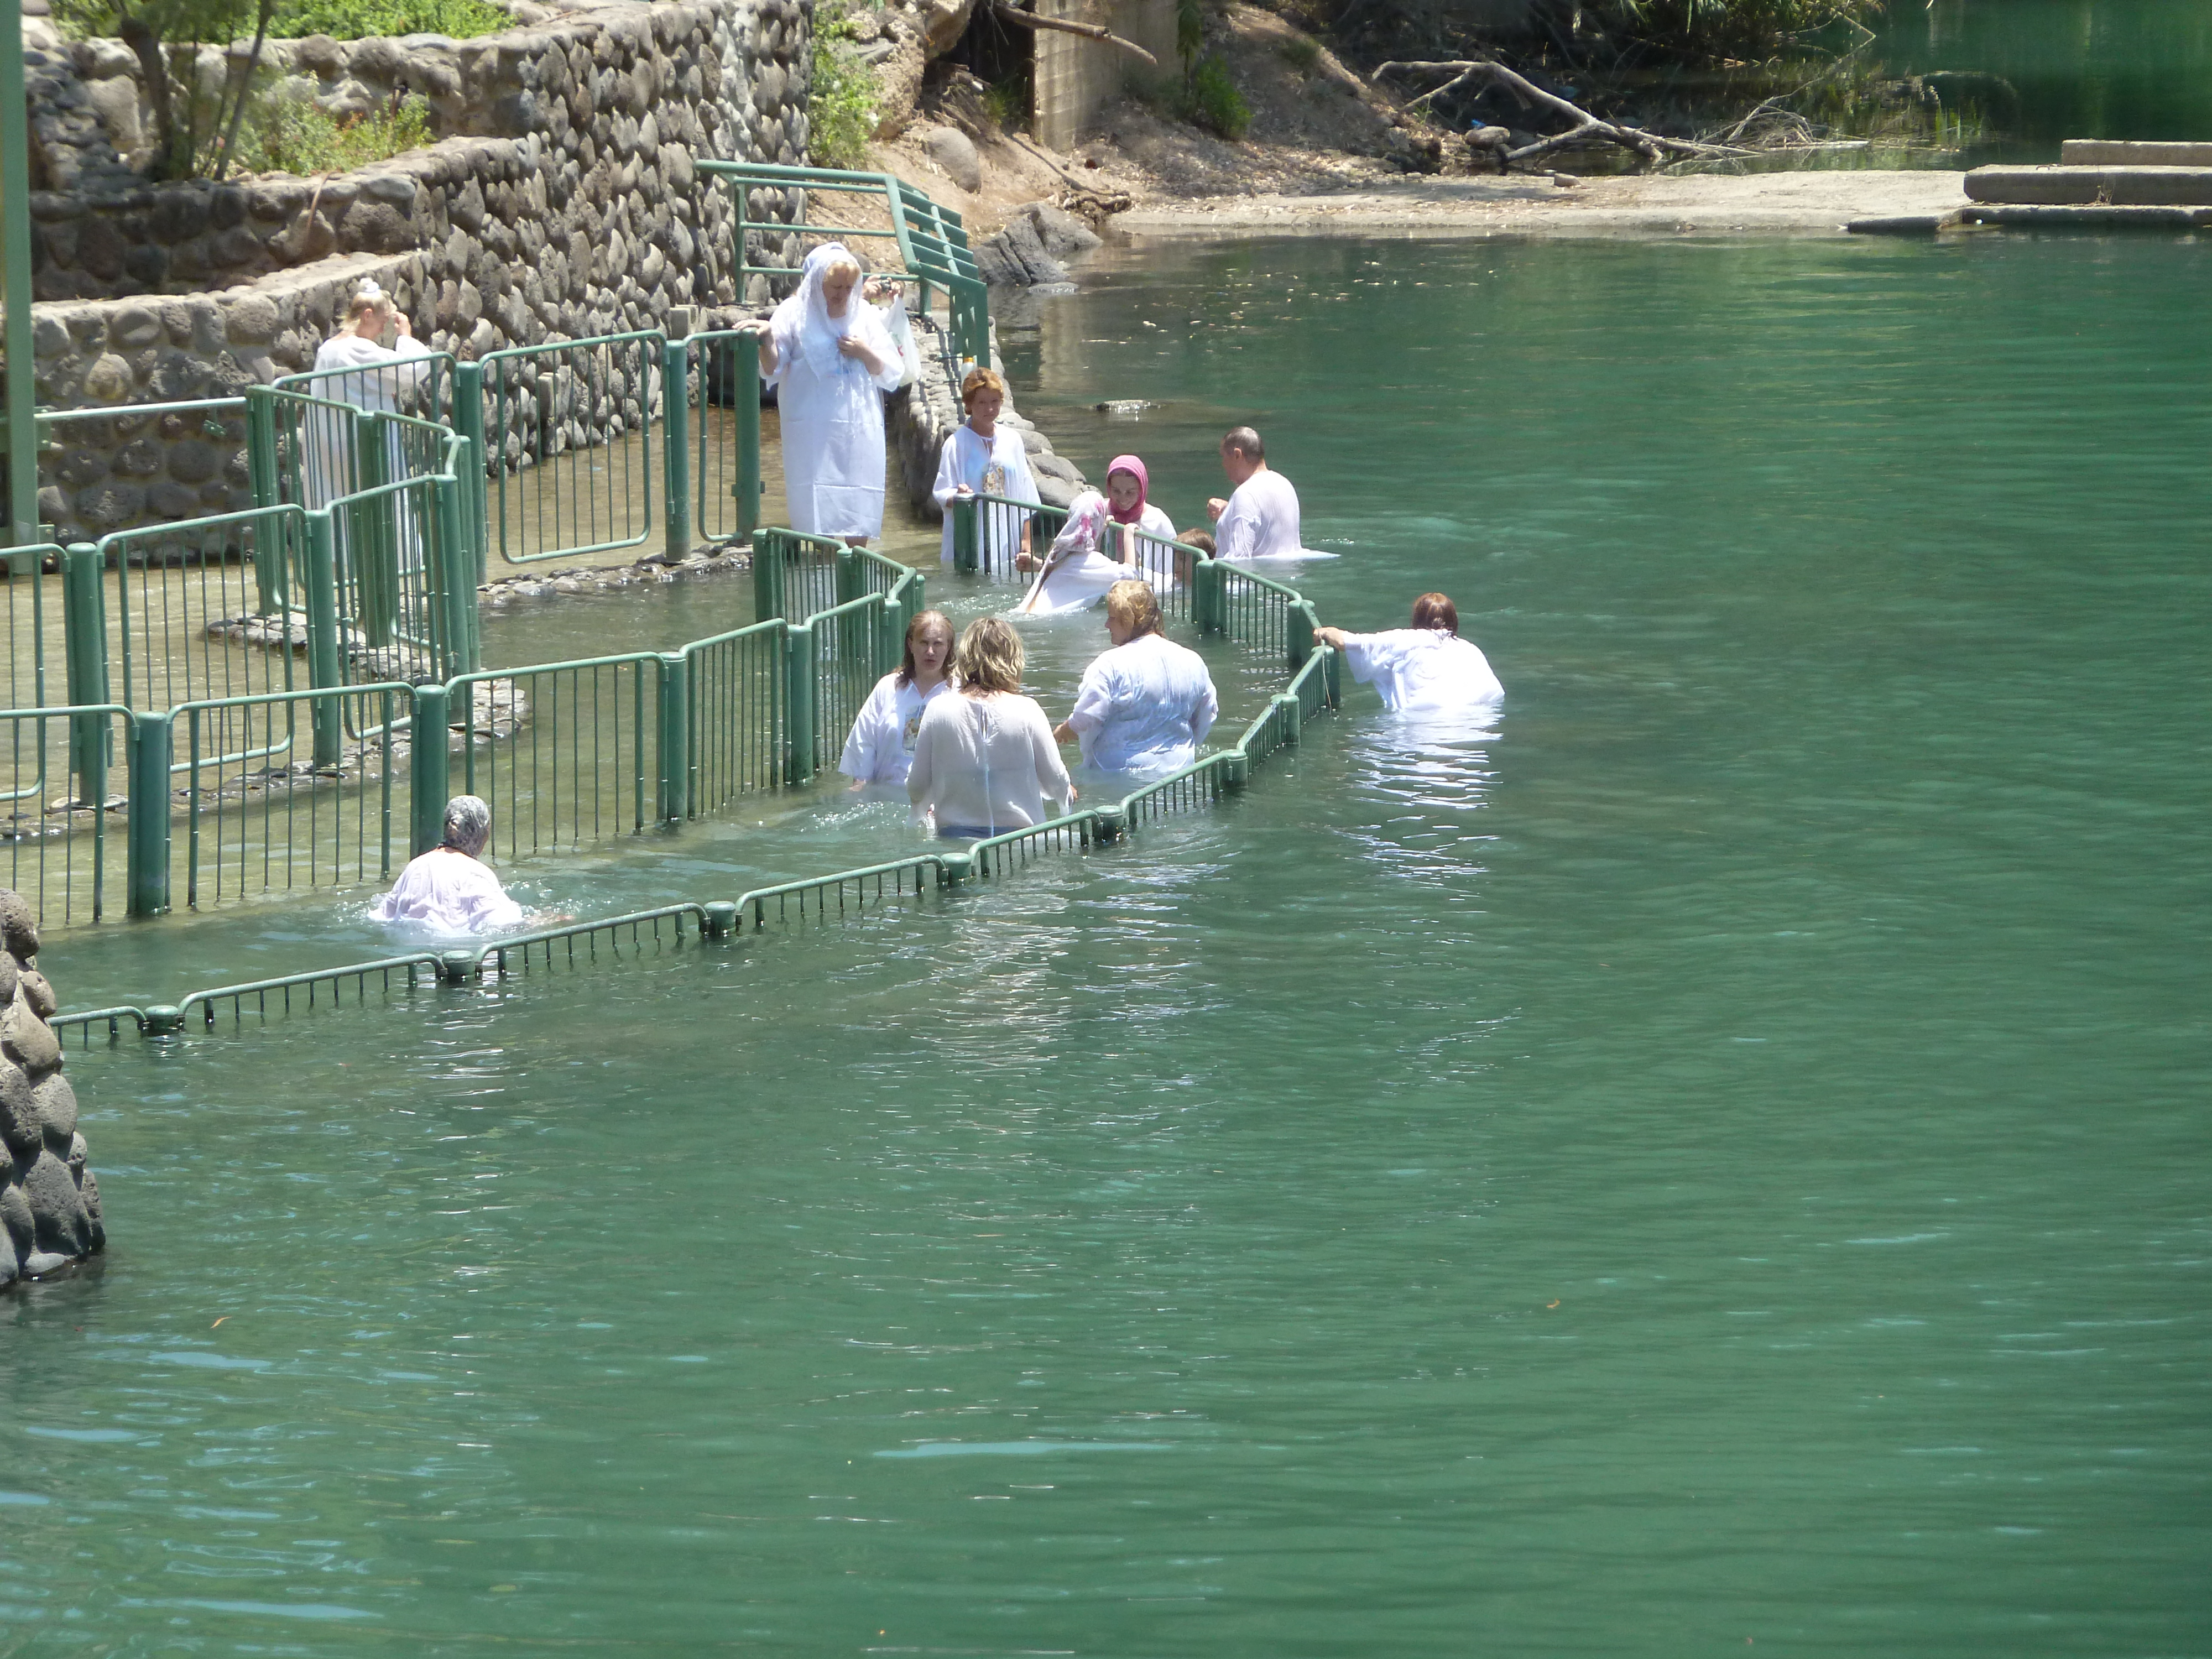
682,620,785,815
448,655,662,860
174,684,413,910
2,544,55,709
810,595,881,774
273,352,453,441
330,474,462,686
1217,563,1303,661
1126,530,1206,621
96,507,306,715
955,492,1060,578
0,704,127,927
685,331,763,546
753,526,843,622
482,333,662,565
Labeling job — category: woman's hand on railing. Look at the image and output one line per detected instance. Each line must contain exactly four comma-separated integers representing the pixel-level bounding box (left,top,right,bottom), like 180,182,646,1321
1313,625,1348,652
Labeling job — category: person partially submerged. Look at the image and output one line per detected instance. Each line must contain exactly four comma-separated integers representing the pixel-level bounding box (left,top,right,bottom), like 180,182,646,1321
369,795,526,934
1314,592,1504,714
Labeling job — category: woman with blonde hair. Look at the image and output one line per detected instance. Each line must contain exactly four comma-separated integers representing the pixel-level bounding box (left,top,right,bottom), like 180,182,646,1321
1053,580,1217,775
907,617,1073,837
931,365,1038,570
304,278,432,508
838,608,957,787
744,242,904,544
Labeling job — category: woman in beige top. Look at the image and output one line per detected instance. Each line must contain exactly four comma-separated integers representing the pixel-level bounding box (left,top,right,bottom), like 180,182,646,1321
907,618,1074,838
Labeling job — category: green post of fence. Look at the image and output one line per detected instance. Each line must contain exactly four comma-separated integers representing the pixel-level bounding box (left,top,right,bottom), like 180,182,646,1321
874,594,904,675
834,546,864,606
952,497,978,573
734,341,761,545
784,621,816,784
753,526,785,620
1191,559,1220,633
657,652,690,823
453,359,489,583
60,542,109,803
662,338,692,561
304,510,343,767
244,382,279,503
411,683,449,855
126,711,171,916
1287,602,1312,671
434,473,476,676
355,415,397,647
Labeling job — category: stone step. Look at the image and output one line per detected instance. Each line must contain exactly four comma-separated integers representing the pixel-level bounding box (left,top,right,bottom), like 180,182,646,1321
2061,140,2212,168
1961,203,2212,229
1965,164,2212,206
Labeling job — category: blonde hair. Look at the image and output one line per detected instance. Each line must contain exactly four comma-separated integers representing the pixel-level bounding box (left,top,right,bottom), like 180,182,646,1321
898,608,955,688
954,617,1024,695
961,366,1007,408
1104,579,1164,639
821,255,863,285
347,290,392,325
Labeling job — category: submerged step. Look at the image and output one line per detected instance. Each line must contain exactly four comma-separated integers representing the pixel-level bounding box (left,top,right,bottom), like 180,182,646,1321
1965,165,2212,205
2060,140,2212,168
1959,203,2212,229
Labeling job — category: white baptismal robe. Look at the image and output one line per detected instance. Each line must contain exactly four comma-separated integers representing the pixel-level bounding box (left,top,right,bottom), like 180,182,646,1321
302,332,432,510
1337,628,1504,713
1068,632,1219,775
838,673,952,786
932,424,1040,566
907,692,1073,835
771,307,903,538
1023,509,1181,617
1214,468,1303,560
370,848,524,933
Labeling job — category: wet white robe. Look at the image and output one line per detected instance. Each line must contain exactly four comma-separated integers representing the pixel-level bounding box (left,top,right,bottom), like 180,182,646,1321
1337,628,1504,712
907,691,1073,836
369,848,524,934
839,672,953,786
1214,467,1303,560
932,424,1040,567
302,331,431,510
1067,632,1218,775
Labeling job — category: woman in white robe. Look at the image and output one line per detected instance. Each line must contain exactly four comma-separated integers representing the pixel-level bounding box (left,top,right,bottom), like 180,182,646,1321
1015,491,1133,618
1314,592,1504,713
1052,580,1217,776
370,795,526,935
908,618,1073,838
839,609,957,788
302,279,432,512
931,366,1037,570
746,243,904,545
1098,453,1181,594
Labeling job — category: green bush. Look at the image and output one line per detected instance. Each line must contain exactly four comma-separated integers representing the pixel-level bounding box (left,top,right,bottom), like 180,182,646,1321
808,1,879,169
1277,35,1321,75
237,91,435,173
1183,52,1249,140
267,0,511,38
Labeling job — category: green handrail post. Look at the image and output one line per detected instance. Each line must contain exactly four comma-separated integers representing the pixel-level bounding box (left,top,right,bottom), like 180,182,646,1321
434,473,476,676
1287,600,1312,671
784,620,816,784
952,496,979,573
452,359,488,583
656,651,690,823
733,338,761,545
1191,557,1221,633
126,711,171,916
834,545,865,606
662,337,692,561
874,592,904,675
753,525,782,619
244,383,280,531
303,510,344,766
354,414,397,648
410,682,449,854
61,542,110,801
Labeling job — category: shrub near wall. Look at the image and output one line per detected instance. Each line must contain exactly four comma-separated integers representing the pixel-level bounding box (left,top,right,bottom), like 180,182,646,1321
27,0,816,543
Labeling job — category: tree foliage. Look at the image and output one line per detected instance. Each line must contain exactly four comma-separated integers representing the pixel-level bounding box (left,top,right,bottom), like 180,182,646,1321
56,0,278,179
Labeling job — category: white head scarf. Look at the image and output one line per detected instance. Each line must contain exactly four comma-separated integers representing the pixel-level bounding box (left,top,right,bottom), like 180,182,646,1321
771,242,867,380
1048,490,1111,560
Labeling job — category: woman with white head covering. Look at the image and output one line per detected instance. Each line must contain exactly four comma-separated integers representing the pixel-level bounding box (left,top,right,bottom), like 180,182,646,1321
743,243,905,545
369,795,526,934
1014,489,1139,617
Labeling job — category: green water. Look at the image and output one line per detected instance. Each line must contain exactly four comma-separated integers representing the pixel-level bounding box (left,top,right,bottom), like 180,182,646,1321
7,233,2210,1653
1866,0,2212,160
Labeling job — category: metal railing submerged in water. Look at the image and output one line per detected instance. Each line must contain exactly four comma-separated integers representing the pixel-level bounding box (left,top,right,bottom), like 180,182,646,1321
49,624,1344,1044
0,703,128,926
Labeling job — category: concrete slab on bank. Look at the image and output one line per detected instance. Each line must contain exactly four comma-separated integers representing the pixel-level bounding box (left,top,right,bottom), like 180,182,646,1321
1114,170,1973,239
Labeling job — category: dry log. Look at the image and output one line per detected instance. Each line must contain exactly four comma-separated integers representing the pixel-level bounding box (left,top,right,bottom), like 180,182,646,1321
989,4,1159,68
1372,59,1744,166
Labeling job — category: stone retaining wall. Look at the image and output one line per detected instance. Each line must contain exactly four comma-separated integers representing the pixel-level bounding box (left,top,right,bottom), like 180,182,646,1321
25,0,814,542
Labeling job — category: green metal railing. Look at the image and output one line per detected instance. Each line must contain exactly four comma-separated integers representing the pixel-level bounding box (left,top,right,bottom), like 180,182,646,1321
2,542,55,710
697,159,992,377
949,491,1058,578
0,703,128,926
685,330,765,546
682,618,785,813
477,330,665,566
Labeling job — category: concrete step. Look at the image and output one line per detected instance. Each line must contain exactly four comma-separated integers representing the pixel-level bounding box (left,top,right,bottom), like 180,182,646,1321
2061,140,2212,168
1965,164,2212,206
1960,203,2212,229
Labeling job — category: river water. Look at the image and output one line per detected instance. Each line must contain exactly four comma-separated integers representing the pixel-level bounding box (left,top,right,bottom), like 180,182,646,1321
4,231,2207,1653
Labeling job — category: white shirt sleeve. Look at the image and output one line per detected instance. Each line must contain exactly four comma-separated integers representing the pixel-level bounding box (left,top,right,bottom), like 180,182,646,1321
932,428,968,513
1215,487,1259,561
1190,667,1218,747
839,674,900,782
1023,697,1074,812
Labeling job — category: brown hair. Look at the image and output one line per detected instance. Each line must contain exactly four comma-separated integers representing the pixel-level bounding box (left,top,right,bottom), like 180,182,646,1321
1221,425,1264,462
1410,592,1458,634
961,366,1007,408
1178,529,1215,556
898,609,955,689
1104,580,1164,640
954,617,1025,695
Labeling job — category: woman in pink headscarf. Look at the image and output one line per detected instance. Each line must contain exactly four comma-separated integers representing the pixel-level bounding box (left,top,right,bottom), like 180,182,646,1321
1014,454,1179,617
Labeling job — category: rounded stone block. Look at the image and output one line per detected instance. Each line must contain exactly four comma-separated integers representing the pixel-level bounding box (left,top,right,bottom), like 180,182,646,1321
0,1059,38,1156
17,972,54,1020
33,1074,75,1141
23,1149,88,1258
1,1001,61,1082
0,1178,34,1258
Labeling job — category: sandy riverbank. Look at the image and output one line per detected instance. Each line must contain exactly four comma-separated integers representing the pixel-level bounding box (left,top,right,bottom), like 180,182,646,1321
1113,169,1971,239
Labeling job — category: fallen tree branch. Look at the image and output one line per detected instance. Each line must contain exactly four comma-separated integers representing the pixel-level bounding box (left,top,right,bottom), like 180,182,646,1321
990,4,1159,68
1372,59,1745,165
